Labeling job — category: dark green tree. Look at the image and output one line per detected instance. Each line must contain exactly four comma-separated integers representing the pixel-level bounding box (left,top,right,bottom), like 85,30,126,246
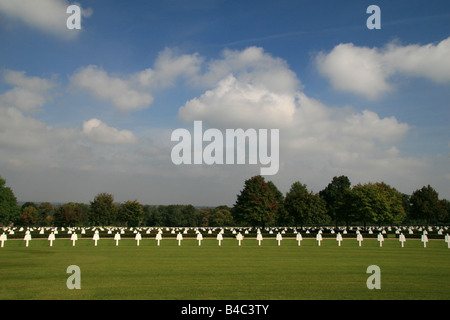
285,181,330,227
232,175,279,227
0,176,20,226
118,200,144,227
209,206,234,226
410,185,445,225
54,203,83,226
38,202,54,226
90,193,118,226
21,206,39,226
349,182,405,228
319,175,351,227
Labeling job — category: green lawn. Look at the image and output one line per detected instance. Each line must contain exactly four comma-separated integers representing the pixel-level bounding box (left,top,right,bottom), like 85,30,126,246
0,237,449,300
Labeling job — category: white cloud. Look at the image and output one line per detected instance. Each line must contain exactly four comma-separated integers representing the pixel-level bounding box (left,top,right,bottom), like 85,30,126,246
193,46,300,95
136,48,202,88
383,37,450,83
316,43,392,99
71,49,202,112
179,74,297,129
176,46,424,196
70,65,153,112
317,37,450,99
82,118,138,145
0,70,55,113
0,0,92,39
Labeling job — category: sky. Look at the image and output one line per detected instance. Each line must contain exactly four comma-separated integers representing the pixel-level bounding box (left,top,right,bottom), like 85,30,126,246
0,0,449,206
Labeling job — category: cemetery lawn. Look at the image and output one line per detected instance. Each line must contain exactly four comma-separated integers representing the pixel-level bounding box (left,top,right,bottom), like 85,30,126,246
0,238,449,300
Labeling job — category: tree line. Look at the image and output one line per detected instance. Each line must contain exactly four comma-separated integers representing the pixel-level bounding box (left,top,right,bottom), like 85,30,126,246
0,175,449,228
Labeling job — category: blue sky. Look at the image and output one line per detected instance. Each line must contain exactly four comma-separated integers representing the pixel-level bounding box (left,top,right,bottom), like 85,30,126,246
0,0,449,206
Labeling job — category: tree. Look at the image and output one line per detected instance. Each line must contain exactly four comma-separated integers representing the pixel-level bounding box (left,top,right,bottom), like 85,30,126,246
284,181,330,227
410,185,445,225
319,176,351,227
373,182,405,225
54,203,84,226
143,205,164,226
90,193,118,226
209,206,234,226
0,176,20,226
21,206,39,226
267,181,288,225
118,200,144,227
232,175,279,227
349,182,405,228
439,199,450,223
38,202,54,226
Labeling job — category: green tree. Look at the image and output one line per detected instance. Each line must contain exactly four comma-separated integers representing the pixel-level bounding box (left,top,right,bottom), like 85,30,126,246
232,175,279,227
143,205,164,226
410,185,445,225
209,206,234,226
373,182,405,225
439,199,450,223
54,203,83,226
38,202,54,226
90,193,118,226
285,181,330,227
118,200,144,227
319,175,351,227
0,176,20,226
349,182,405,228
21,206,39,226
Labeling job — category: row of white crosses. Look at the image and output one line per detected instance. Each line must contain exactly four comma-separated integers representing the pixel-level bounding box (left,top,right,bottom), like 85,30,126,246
2,226,450,248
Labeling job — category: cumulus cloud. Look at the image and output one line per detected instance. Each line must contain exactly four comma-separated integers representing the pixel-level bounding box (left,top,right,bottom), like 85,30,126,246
0,70,55,113
136,48,202,88
70,65,154,112
317,37,450,99
193,46,300,95
82,118,138,145
179,75,297,129
71,49,202,112
0,0,92,39
176,46,421,194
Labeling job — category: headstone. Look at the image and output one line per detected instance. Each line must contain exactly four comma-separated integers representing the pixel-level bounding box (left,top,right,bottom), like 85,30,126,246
399,233,406,247
114,232,121,246
135,232,142,246
217,232,223,246
0,232,7,247
257,233,263,246
93,230,100,246
177,232,183,246
197,233,203,246
236,232,244,246
71,233,78,246
421,233,428,248
276,232,282,246
377,233,384,247
296,233,302,246
316,233,322,246
155,232,162,246
357,233,363,246
336,232,343,246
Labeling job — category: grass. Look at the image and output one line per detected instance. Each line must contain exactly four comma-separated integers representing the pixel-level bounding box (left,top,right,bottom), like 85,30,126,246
0,237,449,300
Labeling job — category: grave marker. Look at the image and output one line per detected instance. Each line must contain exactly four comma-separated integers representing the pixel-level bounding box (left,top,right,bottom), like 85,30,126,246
71,233,78,246
276,232,282,246
135,232,142,246
0,232,7,247
114,232,121,246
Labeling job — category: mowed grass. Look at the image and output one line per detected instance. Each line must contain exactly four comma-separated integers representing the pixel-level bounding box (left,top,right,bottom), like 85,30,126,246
0,237,449,300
